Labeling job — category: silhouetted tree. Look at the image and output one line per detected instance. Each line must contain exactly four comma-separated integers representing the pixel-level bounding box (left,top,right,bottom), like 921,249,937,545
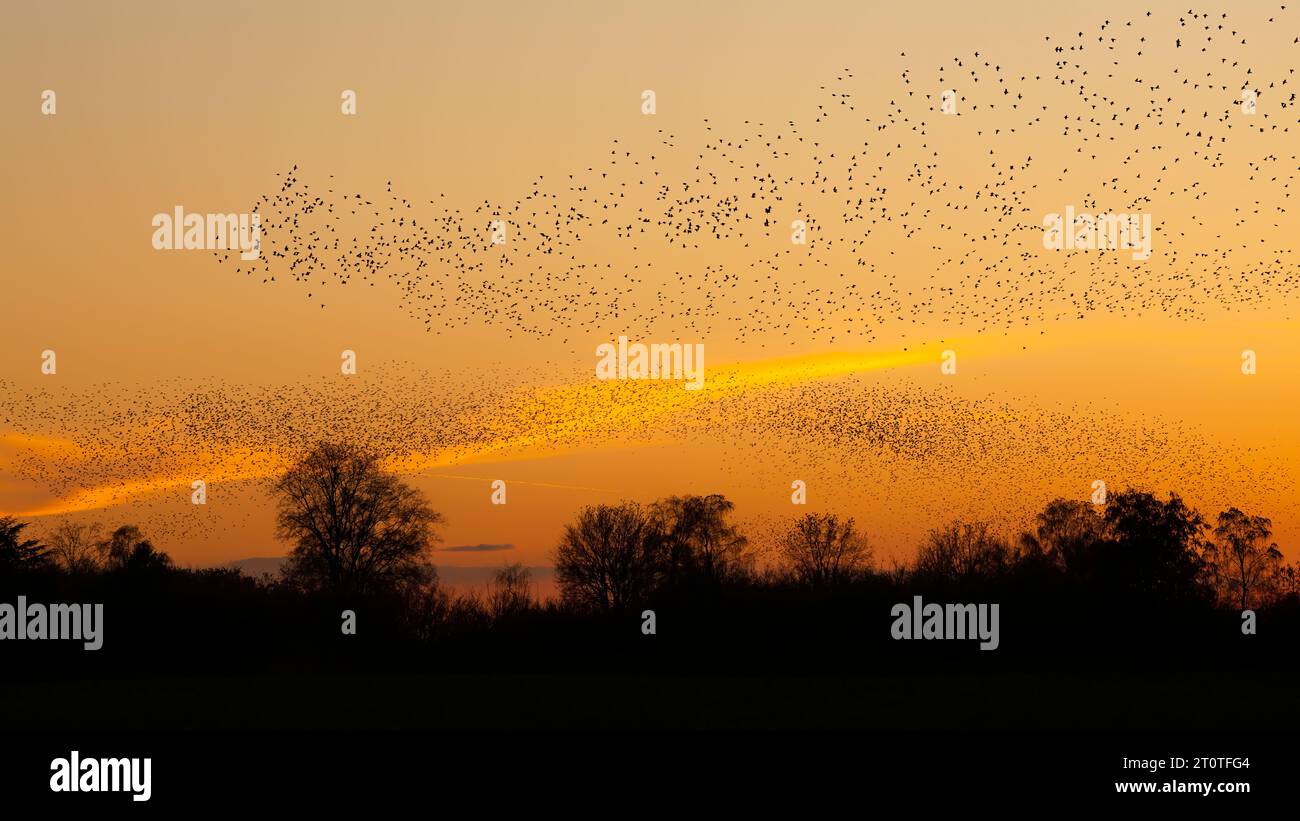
123,542,172,572
1211,508,1281,610
274,442,443,597
97,525,173,573
1101,490,1209,602
915,520,1012,583
488,562,533,622
651,494,751,587
46,521,103,573
0,516,48,570
1277,562,1300,601
393,565,450,641
554,502,662,611
778,513,872,589
1019,498,1105,573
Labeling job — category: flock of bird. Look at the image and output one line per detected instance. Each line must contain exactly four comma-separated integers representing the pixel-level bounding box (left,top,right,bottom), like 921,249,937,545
222,6,1298,347
4,6,1298,556
1,359,1291,554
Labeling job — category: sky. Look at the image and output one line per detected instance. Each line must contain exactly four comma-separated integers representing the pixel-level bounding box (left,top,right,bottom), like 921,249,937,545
1,0,1297,572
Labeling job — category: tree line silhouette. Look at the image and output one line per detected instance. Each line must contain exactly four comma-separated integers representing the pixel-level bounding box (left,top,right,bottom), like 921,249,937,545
2,441,1297,679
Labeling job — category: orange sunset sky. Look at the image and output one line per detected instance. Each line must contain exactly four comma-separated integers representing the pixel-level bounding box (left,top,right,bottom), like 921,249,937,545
2,0,1297,572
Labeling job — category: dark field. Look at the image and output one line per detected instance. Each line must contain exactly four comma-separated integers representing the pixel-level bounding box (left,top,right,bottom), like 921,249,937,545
4,669,1296,733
